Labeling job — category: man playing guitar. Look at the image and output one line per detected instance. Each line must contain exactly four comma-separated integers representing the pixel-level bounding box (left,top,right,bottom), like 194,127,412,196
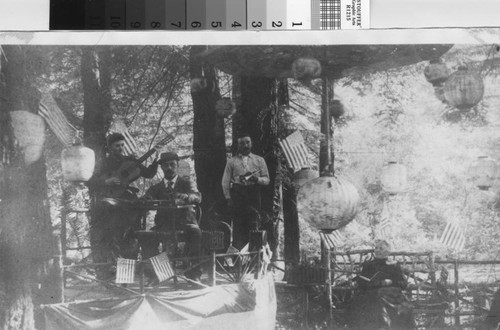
89,132,161,281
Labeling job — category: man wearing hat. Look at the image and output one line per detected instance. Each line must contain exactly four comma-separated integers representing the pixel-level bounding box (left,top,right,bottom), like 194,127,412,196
91,132,159,198
143,151,202,281
89,132,159,280
221,133,269,250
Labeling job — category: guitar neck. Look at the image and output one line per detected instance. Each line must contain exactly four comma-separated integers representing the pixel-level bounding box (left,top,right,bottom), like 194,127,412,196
136,149,156,164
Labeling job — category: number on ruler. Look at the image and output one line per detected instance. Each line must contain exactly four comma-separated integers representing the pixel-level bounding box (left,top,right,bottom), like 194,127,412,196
292,22,302,27
251,21,262,28
130,22,141,28
231,21,242,28
271,21,282,28
171,21,182,28
211,21,222,28
191,21,202,28
150,21,162,28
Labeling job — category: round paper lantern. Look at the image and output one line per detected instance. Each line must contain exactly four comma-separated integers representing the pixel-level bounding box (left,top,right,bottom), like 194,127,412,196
380,161,407,195
190,77,207,93
470,156,498,191
424,59,450,86
297,176,360,230
292,58,322,80
443,66,484,110
215,97,236,117
294,168,318,190
10,111,45,165
61,145,95,182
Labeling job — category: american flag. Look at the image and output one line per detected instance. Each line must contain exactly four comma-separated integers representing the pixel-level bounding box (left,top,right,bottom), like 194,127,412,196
115,258,136,284
109,118,138,156
440,221,466,251
279,131,310,172
149,252,175,282
38,92,76,146
319,230,344,249
378,203,391,238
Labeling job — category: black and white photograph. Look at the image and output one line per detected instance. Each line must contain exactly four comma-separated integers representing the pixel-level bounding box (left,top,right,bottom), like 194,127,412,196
2,29,500,329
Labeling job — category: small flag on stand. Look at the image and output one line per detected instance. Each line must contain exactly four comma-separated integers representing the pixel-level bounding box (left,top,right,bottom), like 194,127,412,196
279,131,310,172
319,230,344,248
440,221,466,251
109,118,138,156
38,92,76,146
378,202,391,239
149,252,175,282
116,258,136,284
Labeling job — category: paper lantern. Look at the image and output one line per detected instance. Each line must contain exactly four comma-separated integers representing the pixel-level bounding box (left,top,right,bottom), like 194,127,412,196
190,77,207,93
380,161,407,195
470,156,498,191
215,97,236,117
292,58,322,80
443,66,484,110
424,59,450,86
294,168,318,189
61,145,95,182
9,111,45,165
297,176,360,230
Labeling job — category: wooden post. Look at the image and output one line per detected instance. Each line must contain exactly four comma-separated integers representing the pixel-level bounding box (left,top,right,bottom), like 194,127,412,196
320,76,334,177
209,250,216,286
138,247,144,294
324,247,333,322
255,249,262,280
454,259,460,327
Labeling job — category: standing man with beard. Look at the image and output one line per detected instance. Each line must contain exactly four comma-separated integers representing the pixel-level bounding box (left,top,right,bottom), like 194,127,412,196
221,133,270,250
143,152,202,281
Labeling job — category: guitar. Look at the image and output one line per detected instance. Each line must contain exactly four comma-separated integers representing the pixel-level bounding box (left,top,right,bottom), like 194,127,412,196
100,135,174,197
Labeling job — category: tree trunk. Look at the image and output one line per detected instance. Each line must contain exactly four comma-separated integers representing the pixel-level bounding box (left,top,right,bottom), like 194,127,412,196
235,76,290,257
80,47,113,279
0,46,53,330
81,47,113,174
189,46,226,222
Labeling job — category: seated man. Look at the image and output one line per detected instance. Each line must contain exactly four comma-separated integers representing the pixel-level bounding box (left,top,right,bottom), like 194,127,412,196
143,152,202,281
348,240,412,330
89,133,159,280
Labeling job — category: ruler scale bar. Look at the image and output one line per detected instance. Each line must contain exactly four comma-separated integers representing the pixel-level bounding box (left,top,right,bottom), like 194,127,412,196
48,0,369,30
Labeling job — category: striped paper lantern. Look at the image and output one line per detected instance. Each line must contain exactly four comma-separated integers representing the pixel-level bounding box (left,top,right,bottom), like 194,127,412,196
297,176,360,230
215,97,235,117
443,66,484,110
291,58,322,80
424,59,450,86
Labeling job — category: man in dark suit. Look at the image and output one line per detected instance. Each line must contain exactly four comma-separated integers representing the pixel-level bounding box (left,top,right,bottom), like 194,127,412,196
143,151,202,281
